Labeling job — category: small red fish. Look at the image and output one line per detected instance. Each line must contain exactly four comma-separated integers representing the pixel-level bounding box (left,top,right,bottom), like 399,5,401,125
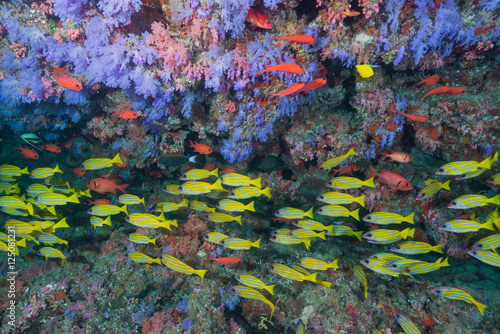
294,78,327,95
392,109,427,123
87,199,113,205
447,87,466,96
64,142,73,148
221,167,238,174
245,8,272,29
416,74,440,87
112,109,138,119
367,166,413,191
256,63,304,75
421,86,451,104
40,144,61,153
16,144,39,160
271,217,295,223
270,82,305,97
382,150,412,163
340,11,361,17
331,164,359,176
208,255,242,266
73,167,86,177
271,35,316,45
203,164,216,171
86,178,128,194
189,140,213,154
53,76,83,91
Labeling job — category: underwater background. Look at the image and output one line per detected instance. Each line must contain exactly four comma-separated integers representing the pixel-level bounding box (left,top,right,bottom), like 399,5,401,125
0,0,499,333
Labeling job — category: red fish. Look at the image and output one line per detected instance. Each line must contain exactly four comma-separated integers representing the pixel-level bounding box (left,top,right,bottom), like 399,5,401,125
245,8,272,29
64,142,73,148
189,140,213,154
73,167,86,177
16,144,39,160
416,74,440,87
40,144,61,153
367,166,413,191
421,86,451,104
221,167,238,174
382,150,412,163
447,87,466,96
255,63,304,75
112,109,138,119
87,199,113,205
294,78,327,95
53,76,83,91
340,11,361,16
392,109,427,123
271,35,316,45
270,82,305,97
86,178,128,194
331,164,359,176
208,255,241,266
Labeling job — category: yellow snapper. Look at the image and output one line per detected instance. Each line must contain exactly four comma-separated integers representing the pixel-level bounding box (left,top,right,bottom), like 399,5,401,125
299,257,338,271
448,194,500,209
315,205,359,220
180,168,219,181
179,179,223,195
269,263,317,282
36,233,69,247
229,285,274,313
439,218,494,233
394,313,421,334
471,234,500,252
81,153,123,170
416,179,450,200
5,219,42,234
44,177,69,188
352,265,368,299
203,212,242,225
403,257,450,274
161,253,207,280
117,194,145,206
90,216,112,229
128,251,162,265
362,228,415,244
391,241,444,255
126,213,176,230
275,207,314,219
219,237,260,250
30,165,63,179
318,148,356,171
316,192,365,207
217,199,255,212
293,219,333,233
360,258,410,277
386,259,427,272
288,229,326,240
37,246,69,266
203,232,229,243
127,233,156,245
154,199,188,212
362,211,415,225
189,200,215,213
326,224,363,241
220,173,261,188
0,240,20,256
269,233,311,250
88,204,127,216
431,287,487,316
456,167,488,180
435,155,494,175
235,273,275,295
35,192,80,206
467,249,500,267
163,184,183,195
0,196,34,215
0,164,29,177
228,186,272,199
0,182,20,195
291,265,332,289
326,176,375,189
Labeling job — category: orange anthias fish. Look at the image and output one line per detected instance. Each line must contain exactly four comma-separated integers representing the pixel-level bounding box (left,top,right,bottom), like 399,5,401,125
40,144,61,153
392,109,427,123
86,178,129,194
382,150,412,163
420,86,451,104
112,109,139,119
294,78,327,95
256,63,304,75
245,8,272,29
331,164,359,176
73,167,86,177
52,67,82,91
416,74,440,87
340,11,361,17
189,140,213,154
270,82,305,97
16,144,39,160
367,166,413,191
271,35,316,45
87,199,112,205
222,167,238,174
208,255,242,266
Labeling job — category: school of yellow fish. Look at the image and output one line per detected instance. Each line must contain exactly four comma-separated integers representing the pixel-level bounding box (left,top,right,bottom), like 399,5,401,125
1,149,499,333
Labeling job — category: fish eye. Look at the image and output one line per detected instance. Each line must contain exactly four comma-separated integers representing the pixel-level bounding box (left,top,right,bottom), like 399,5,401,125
366,233,372,237
319,196,323,199
365,260,369,264
435,289,441,294
270,265,274,269
366,216,371,219
220,240,225,244
395,246,400,249
451,201,456,205
405,183,409,187
438,168,444,172
477,243,483,247
388,264,396,268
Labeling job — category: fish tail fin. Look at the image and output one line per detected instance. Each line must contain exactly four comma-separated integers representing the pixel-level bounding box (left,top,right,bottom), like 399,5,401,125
63,240,69,248
120,205,128,215
366,166,379,179
318,280,332,289
302,238,311,250
47,206,56,215
111,153,124,165
16,238,26,248
490,194,500,206
179,199,188,208
235,215,242,225
81,189,92,198
482,220,495,231
491,152,499,164
53,218,69,229
150,237,157,246
25,202,34,216
331,168,339,176
246,201,255,212
195,269,208,280
117,184,129,194
265,300,275,314
251,177,262,188
328,259,339,269
405,212,415,224
347,148,356,157
64,258,69,267
438,257,450,267
317,231,326,240
21,167,29,175
478,156,493,170
303,272,318,283
111,111,119,116
350,208,360,221
416,75,425,86
53,164,63,174
441,180,451,190
189,139,195,148
251,239,261,248
139,197,145,206
263,187,273,199
264,284,275,295
474,301,488,316
68,193,80,204
305,207,314,219
355,195,366,207
170,219,178,227
326,225,334,236
154,258,163,266
103,216,112,226
210,168,219,177
400,228,411,239
432,244,444,254
352,231,363,241
364,177,376,188
211,179,223,191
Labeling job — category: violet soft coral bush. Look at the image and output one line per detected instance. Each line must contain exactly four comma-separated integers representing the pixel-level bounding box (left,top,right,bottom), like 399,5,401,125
52,0,90,24
97,0,142,26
